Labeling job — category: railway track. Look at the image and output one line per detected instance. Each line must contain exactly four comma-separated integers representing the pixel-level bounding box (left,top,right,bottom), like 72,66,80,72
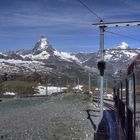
104,102,117,111
92,96,116,111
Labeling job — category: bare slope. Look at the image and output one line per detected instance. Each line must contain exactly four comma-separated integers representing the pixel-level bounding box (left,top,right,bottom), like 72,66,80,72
0,93,99,140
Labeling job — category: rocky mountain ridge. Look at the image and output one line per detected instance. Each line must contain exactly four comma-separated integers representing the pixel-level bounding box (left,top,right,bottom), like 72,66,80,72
75,42,140,74
0,36,139,78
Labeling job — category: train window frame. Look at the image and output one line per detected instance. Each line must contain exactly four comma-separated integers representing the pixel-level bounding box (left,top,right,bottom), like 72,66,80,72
119,82,122,100
122,79,126,103
128,74,135,111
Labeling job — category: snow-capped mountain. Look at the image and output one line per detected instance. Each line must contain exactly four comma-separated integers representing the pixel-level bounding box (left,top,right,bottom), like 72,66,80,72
0,36,139,79
116,42,129,49
104,42,138,61
81,42,140,74
19,36,80,63
33,36,50,51
0,36,89,84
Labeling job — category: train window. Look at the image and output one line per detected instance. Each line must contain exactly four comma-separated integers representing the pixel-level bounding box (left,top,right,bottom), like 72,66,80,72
122,80,126,103
119,83,122,100
128,76,134,110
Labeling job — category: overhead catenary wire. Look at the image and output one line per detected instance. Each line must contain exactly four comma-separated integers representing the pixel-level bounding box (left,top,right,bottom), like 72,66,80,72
75,0,105,119
109,48,140,50
76,0,103,21
106,30,140,42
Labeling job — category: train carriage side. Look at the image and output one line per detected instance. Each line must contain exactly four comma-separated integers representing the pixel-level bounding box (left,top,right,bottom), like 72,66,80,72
133,54,140,140
126,61,135,140
125,54,140,140
113,78,127,138
113,54,140,140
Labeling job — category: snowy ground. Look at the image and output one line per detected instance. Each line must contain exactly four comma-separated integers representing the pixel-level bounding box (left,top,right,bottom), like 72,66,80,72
2,85,84,97
73,85,83,91
0,92,100,140
3,92,16,96
34,85,67,96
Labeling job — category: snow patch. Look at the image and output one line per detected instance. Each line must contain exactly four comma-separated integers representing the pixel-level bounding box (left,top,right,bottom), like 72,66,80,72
61,52,80,62
117,42,128,49
40,37,49,49
122,51,137,58
35,36,50,50
3,92,16,95
53,51,80,63
54,50,74,62
0,59,51,73
106,93,113,99
34,85,67,96
73,85,83,91
104,54,113,60
22,51,50,60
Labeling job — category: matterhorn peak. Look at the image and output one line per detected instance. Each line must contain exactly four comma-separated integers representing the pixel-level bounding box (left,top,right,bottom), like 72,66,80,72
117,42,129,49
38,35,49,50
33,35,51,52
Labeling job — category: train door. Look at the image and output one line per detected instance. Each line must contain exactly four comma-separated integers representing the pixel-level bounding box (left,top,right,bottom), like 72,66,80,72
126,74,135,140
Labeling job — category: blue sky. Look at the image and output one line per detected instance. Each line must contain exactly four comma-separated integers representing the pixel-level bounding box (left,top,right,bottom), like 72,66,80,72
0,0,140,52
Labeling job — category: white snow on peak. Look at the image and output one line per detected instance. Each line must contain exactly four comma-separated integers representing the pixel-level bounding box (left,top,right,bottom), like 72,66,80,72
54,50,80,62
22,51,50,60
38,36,49,50
0,59,46,73
117,42,128,49
21,49,80,62
54,50,71,62
61,52,80,62
122,51,137,58
104,54,113,61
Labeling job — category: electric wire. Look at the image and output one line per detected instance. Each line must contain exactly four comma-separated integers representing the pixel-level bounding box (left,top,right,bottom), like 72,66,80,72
76,0,140,43
106,30,140,42
76,0,103,21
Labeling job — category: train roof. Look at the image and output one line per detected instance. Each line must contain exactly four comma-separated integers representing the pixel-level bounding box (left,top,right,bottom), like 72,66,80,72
127,54,140,75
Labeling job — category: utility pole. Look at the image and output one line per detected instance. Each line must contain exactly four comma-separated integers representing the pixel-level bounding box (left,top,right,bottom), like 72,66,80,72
99,20,105,119
92,20,140,119
92,20,106,119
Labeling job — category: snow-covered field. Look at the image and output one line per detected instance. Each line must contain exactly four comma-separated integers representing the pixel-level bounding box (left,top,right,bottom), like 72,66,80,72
3,92,16,96
1,86,67,97
2,85,84,97
73,85,83,91
34,85,67,96
31,84,84,96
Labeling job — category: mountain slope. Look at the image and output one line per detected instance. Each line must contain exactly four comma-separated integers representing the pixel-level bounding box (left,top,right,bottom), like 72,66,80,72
20,36,80,63
0,36,139,79
82,42,140,73
0,36,91,85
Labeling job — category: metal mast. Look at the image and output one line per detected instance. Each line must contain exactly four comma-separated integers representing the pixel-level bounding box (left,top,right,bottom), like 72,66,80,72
92,20,140,119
